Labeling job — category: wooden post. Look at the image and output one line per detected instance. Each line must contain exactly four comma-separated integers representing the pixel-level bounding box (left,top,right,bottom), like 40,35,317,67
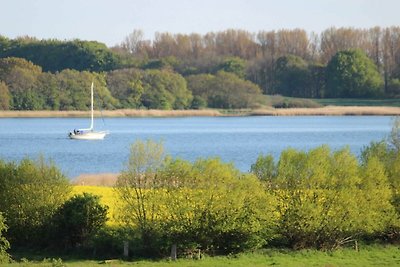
171,244,177,260
123,241,129,258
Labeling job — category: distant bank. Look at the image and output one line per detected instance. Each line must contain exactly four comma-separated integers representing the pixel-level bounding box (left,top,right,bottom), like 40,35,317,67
1,106,400,118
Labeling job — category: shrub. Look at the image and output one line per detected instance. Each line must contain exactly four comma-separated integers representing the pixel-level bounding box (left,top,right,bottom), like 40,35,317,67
116,140,277,256
51,193,108,249
0,157,71,246
256,146,395,249
0,213,10,264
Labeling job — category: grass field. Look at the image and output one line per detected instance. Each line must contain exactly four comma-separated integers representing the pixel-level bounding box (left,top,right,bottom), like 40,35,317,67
315,98,400,107
6,245,400,266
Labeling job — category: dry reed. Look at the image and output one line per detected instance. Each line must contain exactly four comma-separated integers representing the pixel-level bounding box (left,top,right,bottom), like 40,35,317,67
71,173,119,187
1,107,399,118
0,109,222,118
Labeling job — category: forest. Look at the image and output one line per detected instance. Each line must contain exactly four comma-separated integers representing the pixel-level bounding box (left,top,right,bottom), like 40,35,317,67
1,26,400,111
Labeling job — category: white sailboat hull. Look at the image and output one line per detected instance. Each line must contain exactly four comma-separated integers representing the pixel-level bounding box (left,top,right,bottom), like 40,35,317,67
69,131,108,140
68,82,109,140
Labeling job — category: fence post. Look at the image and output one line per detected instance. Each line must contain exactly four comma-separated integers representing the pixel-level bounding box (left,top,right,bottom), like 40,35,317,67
123,241,129,258
171,244,177,260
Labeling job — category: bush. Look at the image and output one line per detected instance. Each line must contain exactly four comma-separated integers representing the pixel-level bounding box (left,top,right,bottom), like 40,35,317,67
51,193,108,249
267,95,321,108
0,213,10,264
159,158,277,254
116,141,277,256
254,146,395,249
0,157,71,247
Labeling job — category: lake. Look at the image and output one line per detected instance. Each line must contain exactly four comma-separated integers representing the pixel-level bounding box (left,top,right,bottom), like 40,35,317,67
0,116,395,178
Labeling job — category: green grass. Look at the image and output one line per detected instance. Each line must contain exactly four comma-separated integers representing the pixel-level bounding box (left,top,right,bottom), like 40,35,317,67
315,98,400,107
5,245,400,266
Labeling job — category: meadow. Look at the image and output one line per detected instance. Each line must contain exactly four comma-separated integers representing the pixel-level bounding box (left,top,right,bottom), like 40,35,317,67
5,244,400,266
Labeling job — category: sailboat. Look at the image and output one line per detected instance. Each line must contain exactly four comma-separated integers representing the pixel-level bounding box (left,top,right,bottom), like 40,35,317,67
68,82,108,140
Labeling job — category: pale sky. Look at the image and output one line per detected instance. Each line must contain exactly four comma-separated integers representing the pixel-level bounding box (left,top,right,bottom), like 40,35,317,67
1,0,399,47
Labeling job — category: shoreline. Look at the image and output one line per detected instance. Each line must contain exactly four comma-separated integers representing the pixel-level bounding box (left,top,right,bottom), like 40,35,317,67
1,106,400,118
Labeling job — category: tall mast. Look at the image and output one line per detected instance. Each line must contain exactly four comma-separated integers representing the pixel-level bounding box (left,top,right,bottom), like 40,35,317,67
90,82,94,130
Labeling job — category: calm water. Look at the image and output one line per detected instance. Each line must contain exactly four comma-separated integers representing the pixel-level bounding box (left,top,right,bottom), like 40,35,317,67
0,116,394,178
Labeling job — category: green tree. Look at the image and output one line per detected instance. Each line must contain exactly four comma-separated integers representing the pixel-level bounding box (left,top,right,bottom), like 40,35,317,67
387,79,400,97
326,49,384,97
56,70,118,110
0,213,10,264
268,146,393,249
359,156,396,235
274,55,311,97
51,193,108,248
0,157,71,246
0,82,10,110
389,117,400,152
141,69,192,110
0,57,43,110
106,68,144,108
160,158,277,253
217,57,246,78
185,73,214,101
251,154,276,186
190,95,207,109
1,39,119,72
209,71,262,109
115,140,166,255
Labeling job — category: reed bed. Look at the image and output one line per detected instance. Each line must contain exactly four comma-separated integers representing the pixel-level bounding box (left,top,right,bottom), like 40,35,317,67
0,109,222,118
1,106,400,118
72,173,119,187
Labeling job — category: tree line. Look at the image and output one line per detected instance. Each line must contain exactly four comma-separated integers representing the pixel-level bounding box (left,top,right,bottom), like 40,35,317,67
0,27,400,111
115,27,400,97
0,120,400,262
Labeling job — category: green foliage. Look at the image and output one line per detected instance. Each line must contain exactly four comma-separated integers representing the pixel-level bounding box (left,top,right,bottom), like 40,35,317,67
217,57,246,78
142,56,180,71
274,55,311,97
0,213,10,264
159,158,277,254
116,140,276,255
106,68,144,108
185,73,214,100
326,49,384,98
387,79,400,97
0,57,43,110
360,119,400,239
55,70,118,110
0,157,71,246
190,95,207,109
389,117,400,152
251,154,276,184
0,38,119,72
115,140,166,255
51,193,108,248
267,95,321,108
259,146,395,249
0,82,10,110
141,69,192,110
186,72,262,109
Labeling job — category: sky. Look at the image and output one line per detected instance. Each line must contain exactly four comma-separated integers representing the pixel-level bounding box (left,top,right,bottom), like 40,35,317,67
1,0,399,47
